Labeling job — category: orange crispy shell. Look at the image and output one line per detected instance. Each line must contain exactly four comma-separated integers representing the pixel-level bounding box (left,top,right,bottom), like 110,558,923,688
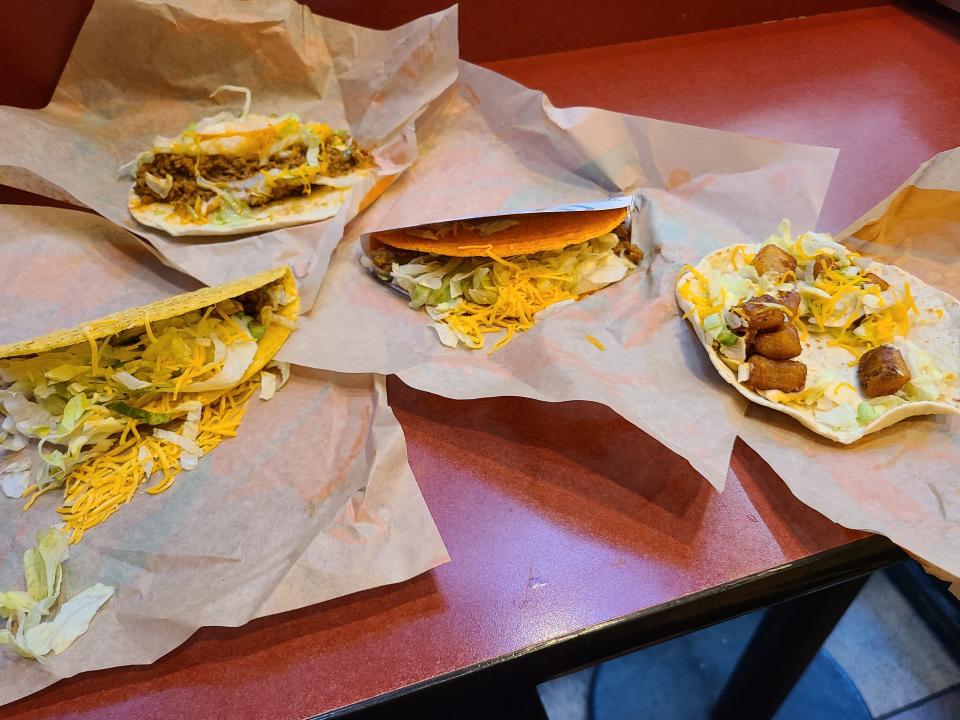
369,207,627,257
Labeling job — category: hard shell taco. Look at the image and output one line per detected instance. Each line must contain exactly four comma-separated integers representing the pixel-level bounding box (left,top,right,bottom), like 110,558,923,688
0,267,299,542
362,207,642,351
676,221,959,442
124,87,391,236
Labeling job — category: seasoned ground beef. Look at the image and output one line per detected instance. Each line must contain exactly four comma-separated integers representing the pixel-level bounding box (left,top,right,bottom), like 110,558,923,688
610,221,642,263
614,239,643,264
134,135,372,211
368,246,424,276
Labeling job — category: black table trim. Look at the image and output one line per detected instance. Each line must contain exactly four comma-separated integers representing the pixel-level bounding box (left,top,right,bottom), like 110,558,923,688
315,534,904,719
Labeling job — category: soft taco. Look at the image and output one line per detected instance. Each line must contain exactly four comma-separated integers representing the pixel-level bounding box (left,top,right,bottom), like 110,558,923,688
361,207,642,351
676,221,959,442
0,267,299,542
124,86,390,236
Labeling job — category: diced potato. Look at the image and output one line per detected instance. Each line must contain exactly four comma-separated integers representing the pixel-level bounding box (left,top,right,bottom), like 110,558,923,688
858,345,910,398
745,356,807,392
752,244,797,278
752,324,802,360
863,272,890,291
812,254,835,279
735,294,786,332
776,290,801,318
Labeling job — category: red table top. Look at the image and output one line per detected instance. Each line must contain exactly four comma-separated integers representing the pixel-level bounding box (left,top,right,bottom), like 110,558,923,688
5,4,960,719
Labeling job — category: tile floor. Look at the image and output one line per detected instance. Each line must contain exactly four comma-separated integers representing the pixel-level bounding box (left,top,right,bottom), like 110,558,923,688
538,569,960,720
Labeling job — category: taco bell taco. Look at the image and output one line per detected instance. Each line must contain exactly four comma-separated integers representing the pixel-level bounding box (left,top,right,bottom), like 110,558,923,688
676,220,959,443
0,266,298,542
124,86,391,237
361,207,641,351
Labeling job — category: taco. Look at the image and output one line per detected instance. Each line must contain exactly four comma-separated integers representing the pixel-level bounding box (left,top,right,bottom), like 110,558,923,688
0,267,299,542
362,207,641,351
124,86,388,236
676,221,959,442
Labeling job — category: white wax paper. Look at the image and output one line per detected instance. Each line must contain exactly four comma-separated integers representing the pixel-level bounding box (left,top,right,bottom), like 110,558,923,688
279,62,839,489
0,0,459,306
738,148,960,591
0,205,448,707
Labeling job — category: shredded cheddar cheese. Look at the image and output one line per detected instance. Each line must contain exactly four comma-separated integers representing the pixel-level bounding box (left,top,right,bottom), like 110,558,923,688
441,262,579,352
2,278,292,545
398,234,637,352
585,335,605,350
52,378,259,544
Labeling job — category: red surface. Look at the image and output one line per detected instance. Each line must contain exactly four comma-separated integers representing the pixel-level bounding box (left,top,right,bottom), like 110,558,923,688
0,0,886,106
4,4,960,720
312,0,886,63
484,3,960,234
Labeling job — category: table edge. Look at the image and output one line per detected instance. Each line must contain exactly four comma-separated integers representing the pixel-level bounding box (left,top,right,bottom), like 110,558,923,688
315,535,904,718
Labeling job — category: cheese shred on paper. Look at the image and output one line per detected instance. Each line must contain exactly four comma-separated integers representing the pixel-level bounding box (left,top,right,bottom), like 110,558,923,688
0,267,299,543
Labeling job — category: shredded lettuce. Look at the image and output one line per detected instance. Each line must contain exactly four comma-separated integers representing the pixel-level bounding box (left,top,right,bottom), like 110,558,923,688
894,339,957,402
182,340,257,392
0,450,31,499
0,283,287,501
0,526,113,663
113,371,152,390
0,531,114,665
389,233,637,350
144,172,173,199
106,402,171,425
856,402,881,424
703,313,739,346
814,403,858,431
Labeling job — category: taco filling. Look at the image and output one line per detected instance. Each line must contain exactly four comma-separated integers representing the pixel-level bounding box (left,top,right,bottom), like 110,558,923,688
676,221,959,441
0,269,298,542
125,86,375,233
362,208,641,351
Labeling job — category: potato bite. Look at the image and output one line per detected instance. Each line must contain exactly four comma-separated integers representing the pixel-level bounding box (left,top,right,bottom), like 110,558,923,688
752,324,802,360
734,295,787,332
858,345,911,398
812,254,835,279
752,244,797,278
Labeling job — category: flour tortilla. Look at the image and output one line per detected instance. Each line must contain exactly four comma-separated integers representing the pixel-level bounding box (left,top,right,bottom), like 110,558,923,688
677,245,960,442
126,109,385,237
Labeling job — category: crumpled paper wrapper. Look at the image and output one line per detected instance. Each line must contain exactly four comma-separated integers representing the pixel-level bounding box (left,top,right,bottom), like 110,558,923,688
738,147,960,593
0,0,459,306
279,62,839,488
0,206,449,707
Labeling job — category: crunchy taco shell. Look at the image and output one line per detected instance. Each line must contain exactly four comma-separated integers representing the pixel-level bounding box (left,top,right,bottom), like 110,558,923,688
677,243,960,443
0,266,299,385
370,207,628,257
0,266,299,543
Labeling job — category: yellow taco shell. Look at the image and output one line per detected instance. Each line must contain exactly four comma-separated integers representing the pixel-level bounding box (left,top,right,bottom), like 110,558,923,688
0,266,299,390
